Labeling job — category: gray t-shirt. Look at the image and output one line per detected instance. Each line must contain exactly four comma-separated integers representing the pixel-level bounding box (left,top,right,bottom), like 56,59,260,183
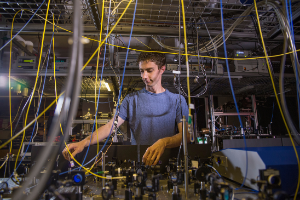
119,88,189,145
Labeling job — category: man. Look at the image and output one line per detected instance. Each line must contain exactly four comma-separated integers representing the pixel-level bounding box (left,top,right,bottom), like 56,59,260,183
62,52,189,166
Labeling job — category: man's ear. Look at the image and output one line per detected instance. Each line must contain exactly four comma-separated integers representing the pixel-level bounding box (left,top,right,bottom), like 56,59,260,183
160,65,166,73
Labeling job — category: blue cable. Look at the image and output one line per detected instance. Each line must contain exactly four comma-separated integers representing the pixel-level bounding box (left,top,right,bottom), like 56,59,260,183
220,0,248,190
79,0,116,169
0,0,46,52
14,32,54,174
286,0,300,130
79,33,108,170
207,164,222,178
68,0,139,174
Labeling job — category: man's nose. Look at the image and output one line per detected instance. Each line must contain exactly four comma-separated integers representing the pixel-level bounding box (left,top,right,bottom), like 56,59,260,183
142,72,148,79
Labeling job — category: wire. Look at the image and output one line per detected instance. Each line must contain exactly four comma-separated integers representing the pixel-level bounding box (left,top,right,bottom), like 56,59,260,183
88,140,113,174
0,0,133,151
96,0,105,161
0,0,46,52
80,0,109,170
0,156,9,170
14,0,84,198
13,0,51,172
206,164,222,178
8,10,23,155
20,9,300,61
134,37,151,49
180,0,191,118
61,0,138,177
286,0,300,130
4,97,24,152
111,0,130,15
220,0,247,190
15,33,53,172
60,0,136,178
4,0,300,155
253,1,300,198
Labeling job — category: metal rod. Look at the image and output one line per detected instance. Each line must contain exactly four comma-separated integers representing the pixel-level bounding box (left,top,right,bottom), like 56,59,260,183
210,95,217,151
181,116,188,199
251,95,258,130
102,152,105,187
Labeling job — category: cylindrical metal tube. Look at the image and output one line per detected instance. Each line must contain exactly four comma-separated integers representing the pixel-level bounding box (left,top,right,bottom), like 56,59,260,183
102,152,105,187
181,116,188,199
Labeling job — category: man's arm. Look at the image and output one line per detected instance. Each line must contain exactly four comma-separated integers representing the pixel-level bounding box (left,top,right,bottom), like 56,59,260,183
142,121,189,166
62,117,125,160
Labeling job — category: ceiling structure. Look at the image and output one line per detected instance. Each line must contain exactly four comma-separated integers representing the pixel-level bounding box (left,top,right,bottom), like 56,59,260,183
0,0,299,98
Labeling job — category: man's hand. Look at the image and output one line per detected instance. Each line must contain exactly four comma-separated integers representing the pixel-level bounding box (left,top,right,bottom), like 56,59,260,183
142,139,166,166
62,140,87,160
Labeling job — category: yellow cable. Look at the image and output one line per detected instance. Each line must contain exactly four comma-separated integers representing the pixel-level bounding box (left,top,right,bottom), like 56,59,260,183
53,15,57,105
52,14,65,137
81,0,133,71
9,10,22,154
180,0,191,116
14,0,51,170
3,98,24,131
60,0,134,178
55,0,132,178
1,0,132,151
134,37,151,49
0,92,63,150
4,3,300,152
254,1,300,198
51,16,104,178
24,10,300,61
95,0,105,157
63,141,124,179
87,140,113,175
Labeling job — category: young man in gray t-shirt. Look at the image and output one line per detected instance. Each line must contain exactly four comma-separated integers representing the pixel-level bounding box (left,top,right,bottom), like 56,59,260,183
63,52,189,166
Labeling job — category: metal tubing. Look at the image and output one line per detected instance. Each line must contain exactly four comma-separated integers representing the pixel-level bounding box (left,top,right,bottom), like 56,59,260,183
210,95,216,151
181,116,188,199
102,152,105,187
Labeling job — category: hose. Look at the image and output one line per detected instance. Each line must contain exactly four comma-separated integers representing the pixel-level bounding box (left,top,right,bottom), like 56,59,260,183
279,33,300,145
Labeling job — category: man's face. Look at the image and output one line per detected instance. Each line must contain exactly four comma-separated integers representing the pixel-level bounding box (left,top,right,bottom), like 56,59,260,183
139,61,165,87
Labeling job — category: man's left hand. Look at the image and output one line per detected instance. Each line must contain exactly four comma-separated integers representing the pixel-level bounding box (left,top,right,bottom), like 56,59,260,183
142,139,166,166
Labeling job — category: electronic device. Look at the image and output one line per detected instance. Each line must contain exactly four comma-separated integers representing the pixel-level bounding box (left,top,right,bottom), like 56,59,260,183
213,146,300,195
13,56,37,69
234,58,268,73
234,50,252,58
20,142,46,157
115,52,140,68
52,57,69,70
216,64,223,74
233,50,268,73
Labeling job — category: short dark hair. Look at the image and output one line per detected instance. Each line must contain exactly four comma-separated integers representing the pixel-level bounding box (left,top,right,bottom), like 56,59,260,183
137,51,166,69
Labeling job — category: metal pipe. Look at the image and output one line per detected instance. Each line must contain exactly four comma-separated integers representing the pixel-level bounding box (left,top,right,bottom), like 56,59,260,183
181,116,188,199
210,95,217,151
102,152,105,187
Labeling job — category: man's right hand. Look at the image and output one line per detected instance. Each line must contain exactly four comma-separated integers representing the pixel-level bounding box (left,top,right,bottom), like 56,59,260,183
62,140,88,160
